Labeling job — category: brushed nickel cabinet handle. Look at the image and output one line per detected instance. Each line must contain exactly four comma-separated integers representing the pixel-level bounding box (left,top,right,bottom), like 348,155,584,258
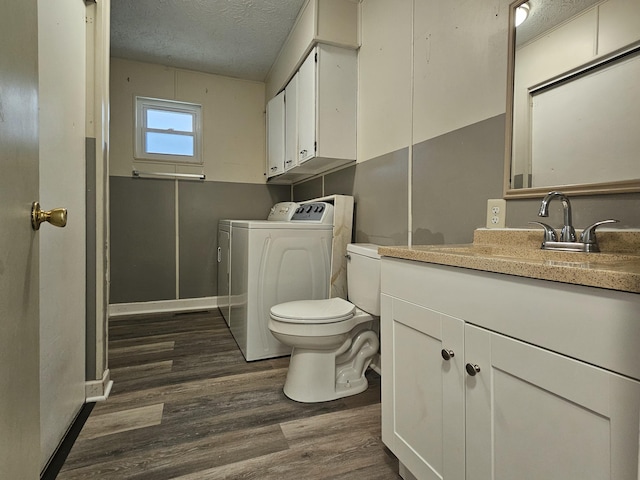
441,349,455,361
465,363,481,376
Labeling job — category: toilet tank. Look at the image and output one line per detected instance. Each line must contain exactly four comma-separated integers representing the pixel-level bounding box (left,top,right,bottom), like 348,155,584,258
346,243,381,315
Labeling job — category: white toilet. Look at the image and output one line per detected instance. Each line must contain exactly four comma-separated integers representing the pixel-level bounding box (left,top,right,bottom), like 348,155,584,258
268,243,381,403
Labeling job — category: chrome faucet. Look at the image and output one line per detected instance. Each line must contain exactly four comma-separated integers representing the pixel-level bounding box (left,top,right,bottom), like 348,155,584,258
538,191,576,242
531,191,619,252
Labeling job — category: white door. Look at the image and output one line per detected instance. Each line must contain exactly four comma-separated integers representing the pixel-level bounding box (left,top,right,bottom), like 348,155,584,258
37,0,87,468
0,1,41,477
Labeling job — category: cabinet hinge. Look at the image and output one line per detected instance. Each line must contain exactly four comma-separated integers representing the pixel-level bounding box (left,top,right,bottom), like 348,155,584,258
314,141,317,152
315,52,318,63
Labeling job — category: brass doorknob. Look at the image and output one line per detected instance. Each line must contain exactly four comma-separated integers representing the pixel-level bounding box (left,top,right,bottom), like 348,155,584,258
31,202,67,230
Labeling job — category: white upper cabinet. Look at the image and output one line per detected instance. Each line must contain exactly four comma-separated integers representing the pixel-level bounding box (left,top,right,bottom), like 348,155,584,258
284,74,298,172
267,43,357,183
297,44,357,169
266,90,285,178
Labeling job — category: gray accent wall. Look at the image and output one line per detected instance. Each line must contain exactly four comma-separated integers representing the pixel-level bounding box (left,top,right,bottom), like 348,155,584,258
506,193,640,230
110,177,177,303
412,114,506,245
292,177,323,202
109,176,290,304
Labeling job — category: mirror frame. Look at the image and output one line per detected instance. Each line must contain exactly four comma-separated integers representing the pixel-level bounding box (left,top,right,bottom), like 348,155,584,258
503,0,640,199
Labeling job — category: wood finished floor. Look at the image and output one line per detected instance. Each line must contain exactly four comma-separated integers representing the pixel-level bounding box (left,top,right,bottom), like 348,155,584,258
58,310,400,479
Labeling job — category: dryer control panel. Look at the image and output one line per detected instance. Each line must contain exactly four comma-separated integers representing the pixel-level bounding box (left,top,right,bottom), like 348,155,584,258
291,202,334,224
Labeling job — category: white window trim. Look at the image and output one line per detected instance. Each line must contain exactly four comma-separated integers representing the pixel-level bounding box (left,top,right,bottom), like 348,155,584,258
134,96,203,164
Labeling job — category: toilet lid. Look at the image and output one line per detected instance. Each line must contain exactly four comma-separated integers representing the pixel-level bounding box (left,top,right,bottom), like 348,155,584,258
270,297,356,324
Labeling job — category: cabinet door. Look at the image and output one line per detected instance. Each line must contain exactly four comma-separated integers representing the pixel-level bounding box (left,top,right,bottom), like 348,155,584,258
266,91,285,177
381,295,465,480
297,47,316,164
284,74,298,171
465,324,640,480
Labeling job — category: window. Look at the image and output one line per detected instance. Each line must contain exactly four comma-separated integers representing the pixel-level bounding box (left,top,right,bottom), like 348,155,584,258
135,97,202,164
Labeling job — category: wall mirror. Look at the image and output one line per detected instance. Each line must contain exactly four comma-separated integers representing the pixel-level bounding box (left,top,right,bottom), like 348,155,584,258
504,0,640,198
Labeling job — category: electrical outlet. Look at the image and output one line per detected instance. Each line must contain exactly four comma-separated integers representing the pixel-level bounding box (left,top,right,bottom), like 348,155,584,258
486,199,506,228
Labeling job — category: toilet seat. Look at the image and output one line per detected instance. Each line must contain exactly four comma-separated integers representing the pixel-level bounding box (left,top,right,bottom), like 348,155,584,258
270,297,355,324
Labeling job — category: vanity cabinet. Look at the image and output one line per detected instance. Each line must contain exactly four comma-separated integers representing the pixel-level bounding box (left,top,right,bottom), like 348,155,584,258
381,257,640,480
266,90,285,178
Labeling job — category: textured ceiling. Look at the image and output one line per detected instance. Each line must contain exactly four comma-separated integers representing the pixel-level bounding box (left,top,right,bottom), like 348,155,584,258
516,0,603,46
110,0,306,82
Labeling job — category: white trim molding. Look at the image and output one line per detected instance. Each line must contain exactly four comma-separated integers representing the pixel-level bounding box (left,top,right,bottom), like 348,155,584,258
85,369,113,403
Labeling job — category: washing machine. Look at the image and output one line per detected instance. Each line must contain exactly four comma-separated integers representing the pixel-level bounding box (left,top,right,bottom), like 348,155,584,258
217,202,299,326
229,202,334,361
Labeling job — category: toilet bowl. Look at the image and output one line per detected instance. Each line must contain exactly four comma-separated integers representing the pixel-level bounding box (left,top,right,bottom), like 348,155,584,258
268,243,381,403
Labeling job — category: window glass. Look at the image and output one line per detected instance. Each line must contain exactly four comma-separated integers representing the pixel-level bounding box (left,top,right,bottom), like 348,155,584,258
146,109,194,132
146,132,194,156
135,97,202,164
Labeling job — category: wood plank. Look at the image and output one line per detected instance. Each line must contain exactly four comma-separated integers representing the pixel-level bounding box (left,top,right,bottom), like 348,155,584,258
58,424,289,479
78,404,164,440
110,360,173,382
169,429,396,480
109,341,175,357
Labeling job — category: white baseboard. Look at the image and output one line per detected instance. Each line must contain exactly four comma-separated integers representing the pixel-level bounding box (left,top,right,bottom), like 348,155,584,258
85,369,113,403
108,296,219,318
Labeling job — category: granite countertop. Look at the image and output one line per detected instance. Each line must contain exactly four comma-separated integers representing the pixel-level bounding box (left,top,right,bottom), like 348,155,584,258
378,229,640,294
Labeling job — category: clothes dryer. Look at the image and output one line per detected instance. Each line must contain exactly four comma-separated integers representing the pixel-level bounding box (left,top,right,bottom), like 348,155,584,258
229,202,334,361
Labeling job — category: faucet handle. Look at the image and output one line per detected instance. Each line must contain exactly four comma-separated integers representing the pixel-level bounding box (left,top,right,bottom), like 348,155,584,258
579,219,619,245
528,221,558,242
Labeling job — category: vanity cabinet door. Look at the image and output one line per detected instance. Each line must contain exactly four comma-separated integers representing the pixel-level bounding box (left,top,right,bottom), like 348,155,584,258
465,324,640,480
381,294,465,480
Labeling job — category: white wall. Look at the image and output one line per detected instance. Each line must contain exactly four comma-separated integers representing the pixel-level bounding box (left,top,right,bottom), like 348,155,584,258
411,0,509,144
357,0,511,164
357,0,413,162
110,58,267,184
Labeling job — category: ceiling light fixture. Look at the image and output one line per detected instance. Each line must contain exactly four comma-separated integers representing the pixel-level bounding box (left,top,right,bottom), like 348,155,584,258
515,2,530,27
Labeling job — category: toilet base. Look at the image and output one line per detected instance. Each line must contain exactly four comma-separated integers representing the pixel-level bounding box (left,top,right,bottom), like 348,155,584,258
282,329,379,403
